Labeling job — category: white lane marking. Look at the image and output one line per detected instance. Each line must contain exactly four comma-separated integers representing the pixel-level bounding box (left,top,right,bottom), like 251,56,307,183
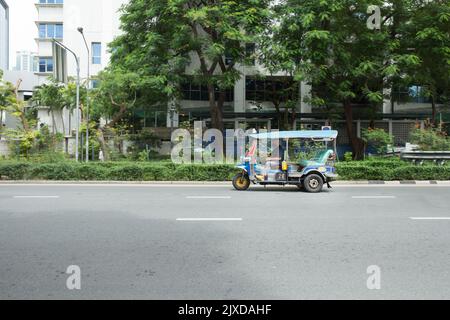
186,196,231,199
177,218,242,221
410,217,450,220
13,196,60,199
351,195,396,199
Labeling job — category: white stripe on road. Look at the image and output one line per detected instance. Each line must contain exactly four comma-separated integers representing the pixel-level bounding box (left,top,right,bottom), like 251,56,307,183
410,217,450,220
177,218,242,221
186,196,231,199
13,196,60,199
352,196,396,199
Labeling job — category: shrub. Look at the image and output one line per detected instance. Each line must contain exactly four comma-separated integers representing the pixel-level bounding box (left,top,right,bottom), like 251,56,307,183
343,152,353,162
109,165,145,181
362,128,394,154
142,165,171,181
0,162,30,180
410,129,450,151
0,159,448,182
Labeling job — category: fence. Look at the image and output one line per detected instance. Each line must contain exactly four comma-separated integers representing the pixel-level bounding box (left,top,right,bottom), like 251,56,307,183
295,119,424,146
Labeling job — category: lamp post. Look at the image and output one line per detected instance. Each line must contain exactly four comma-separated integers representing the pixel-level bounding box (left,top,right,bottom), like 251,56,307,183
52,39,80,162
77,27,90,162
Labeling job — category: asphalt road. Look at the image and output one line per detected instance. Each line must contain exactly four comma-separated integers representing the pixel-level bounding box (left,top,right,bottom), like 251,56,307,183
1,183,450,300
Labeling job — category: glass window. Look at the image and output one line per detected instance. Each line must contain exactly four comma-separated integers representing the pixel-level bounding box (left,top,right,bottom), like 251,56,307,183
91,79,100,89
55,24,63,38
92,43,102,64
39,24,46,38
47,24,55,38
245,76,298,102
38,58,53,73
180,77,234,102
38,23,63,39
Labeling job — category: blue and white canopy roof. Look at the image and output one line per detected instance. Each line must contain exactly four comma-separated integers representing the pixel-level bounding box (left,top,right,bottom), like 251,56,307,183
249,130,338,140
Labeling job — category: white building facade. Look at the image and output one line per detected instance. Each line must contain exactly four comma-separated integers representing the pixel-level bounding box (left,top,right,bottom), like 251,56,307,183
13,51,38,72
35,0,127,135
0,0,8,71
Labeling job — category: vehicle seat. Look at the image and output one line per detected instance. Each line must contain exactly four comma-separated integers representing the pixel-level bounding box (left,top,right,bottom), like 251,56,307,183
298,150,334,167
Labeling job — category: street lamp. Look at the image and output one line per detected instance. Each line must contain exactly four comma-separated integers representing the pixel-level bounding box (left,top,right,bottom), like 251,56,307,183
52,39,81,162
77,27,90,162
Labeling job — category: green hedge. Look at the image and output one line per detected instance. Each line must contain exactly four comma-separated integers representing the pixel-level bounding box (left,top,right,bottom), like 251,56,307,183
335,159,450,180
0,161,240,181
0,159,449,181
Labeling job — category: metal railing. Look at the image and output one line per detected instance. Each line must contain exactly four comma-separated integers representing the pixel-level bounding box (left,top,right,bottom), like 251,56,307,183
401,151,450,165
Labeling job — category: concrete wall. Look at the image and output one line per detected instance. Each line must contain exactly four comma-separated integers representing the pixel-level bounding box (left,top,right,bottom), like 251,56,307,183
0,140,10,157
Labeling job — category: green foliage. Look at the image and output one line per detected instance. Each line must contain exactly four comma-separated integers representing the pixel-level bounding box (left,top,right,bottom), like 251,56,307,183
403,0,450,114
0,161,240,181
362,128,394,154
343,152,353,162
5,125,64,160
288,140,326,162
110,0,271,129
0,158,449,181
0,70,16,125
410,129,450,151
336,158,450,180
126,128,162,161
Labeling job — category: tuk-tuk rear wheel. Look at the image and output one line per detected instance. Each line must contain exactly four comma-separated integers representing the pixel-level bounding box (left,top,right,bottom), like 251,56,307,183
303,174,324,193
233,173,250,191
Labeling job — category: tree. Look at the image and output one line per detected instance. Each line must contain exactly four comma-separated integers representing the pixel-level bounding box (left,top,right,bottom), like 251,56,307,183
270,0,421,159
90,68,141,161
0,70,15,133
406,0,450,124
110,0,271,131
0,70,33,132
31,79,66,134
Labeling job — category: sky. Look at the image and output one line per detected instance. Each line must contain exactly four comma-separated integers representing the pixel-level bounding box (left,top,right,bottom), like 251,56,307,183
8,0,37,69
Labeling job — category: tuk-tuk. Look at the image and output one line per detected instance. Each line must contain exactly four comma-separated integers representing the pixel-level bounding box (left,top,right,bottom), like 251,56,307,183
232,130,339,193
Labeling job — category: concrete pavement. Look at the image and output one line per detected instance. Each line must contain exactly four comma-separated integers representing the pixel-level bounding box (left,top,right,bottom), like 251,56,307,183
1,183,450,299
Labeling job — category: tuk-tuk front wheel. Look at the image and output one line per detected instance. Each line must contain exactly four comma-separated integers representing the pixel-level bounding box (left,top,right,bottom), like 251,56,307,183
303,174,324,193
233,173,250,191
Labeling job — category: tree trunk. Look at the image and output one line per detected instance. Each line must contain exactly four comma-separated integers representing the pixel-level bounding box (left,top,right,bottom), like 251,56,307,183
208,84,223,131
283,108,290,131
97,128,110,162
431,95,436,126
14,80,30,132
291,109,297,130
344,101,364,160
51,110,58,134
95,104,128,161
60,111,66,136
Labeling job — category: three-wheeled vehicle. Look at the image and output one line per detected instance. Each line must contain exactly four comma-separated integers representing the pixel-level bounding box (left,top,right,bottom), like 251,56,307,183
232,130,339,193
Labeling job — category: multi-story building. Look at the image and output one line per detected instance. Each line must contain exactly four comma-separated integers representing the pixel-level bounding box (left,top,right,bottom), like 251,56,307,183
35,0,127,134
35,0,127,84
0,0,8,71
13,51,39,72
